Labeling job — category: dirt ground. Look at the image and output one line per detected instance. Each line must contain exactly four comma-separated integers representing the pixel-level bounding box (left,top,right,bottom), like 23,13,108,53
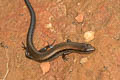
0,0,120,80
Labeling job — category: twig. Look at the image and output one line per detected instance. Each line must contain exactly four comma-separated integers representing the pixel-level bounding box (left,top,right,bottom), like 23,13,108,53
2,48,9,80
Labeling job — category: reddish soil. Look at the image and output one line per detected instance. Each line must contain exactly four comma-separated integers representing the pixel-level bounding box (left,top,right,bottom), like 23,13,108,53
0,0,120,80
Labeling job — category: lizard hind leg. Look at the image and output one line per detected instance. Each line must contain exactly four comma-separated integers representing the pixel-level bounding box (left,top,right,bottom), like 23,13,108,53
38,40,56,52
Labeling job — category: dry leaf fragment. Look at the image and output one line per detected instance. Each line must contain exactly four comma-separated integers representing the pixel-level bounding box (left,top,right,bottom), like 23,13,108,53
40,62,50,74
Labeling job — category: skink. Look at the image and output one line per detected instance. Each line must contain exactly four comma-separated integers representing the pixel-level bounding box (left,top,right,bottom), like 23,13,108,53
23,0,95,62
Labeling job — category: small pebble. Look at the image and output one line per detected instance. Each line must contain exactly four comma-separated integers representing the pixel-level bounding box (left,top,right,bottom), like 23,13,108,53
46,23,56,32
113,33,120,40
84,31,95,42
80,57,88,64
23,6,26,8
75,13,84,22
